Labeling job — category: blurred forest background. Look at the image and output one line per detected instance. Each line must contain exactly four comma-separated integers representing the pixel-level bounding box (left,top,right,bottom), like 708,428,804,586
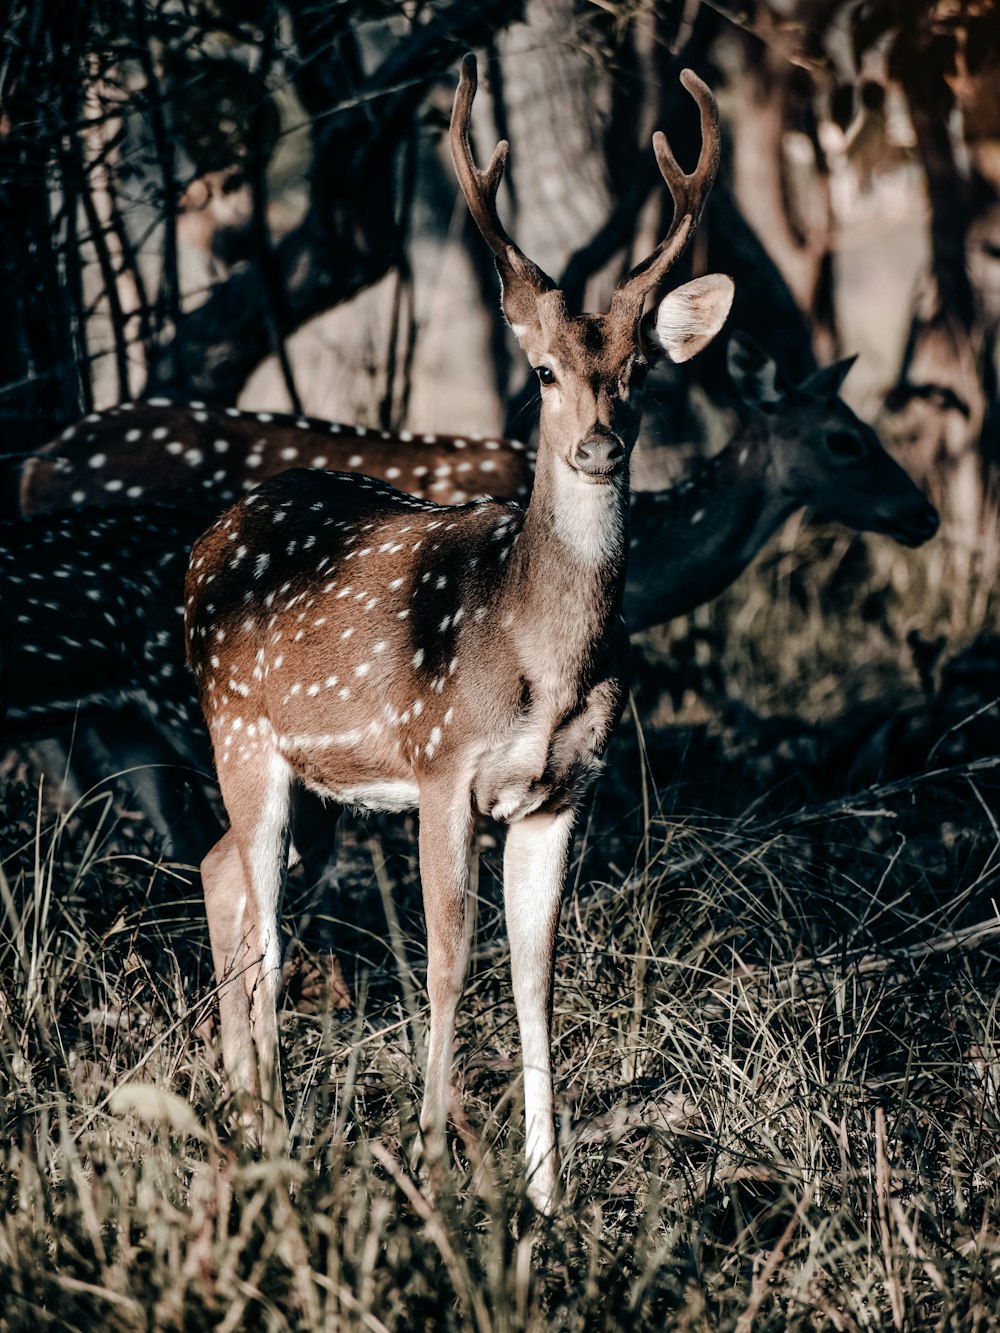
5,0,999,505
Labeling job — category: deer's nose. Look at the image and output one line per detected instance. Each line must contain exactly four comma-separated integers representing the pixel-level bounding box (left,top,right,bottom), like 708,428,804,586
912,500,940,542
573,433,624,476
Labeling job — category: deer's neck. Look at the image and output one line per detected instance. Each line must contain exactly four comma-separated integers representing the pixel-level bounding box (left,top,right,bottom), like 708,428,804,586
625,421,796,632
499,437,629,688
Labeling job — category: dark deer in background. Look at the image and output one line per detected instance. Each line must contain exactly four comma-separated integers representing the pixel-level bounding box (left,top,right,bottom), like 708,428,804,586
184,55,733,1209
0,504,216,859
625,334,939,630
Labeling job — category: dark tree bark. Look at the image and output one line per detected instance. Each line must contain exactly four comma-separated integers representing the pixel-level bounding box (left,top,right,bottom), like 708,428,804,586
0,1,89,449
143,0,525,404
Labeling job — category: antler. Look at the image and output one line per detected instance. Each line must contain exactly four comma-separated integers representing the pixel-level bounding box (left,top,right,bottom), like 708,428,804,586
611,69,721,320
450,54,555,299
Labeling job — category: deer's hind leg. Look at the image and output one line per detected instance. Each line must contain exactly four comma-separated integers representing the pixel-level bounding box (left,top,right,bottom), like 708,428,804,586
287,787,351,1011
203,743,293,1120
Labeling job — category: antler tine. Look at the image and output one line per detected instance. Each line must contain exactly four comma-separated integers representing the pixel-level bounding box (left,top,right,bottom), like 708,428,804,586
612,68,721,317
450,54,554,295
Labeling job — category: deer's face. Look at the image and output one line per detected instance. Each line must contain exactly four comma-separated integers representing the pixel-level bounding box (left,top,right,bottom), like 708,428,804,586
778,398,939,546
728,333,939,548
768,389,938,546
451,56,733,486
513,278,735,482
515,304,647,481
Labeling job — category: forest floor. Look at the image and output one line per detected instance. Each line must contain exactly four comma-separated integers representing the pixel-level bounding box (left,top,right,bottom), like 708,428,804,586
3,522,1000,1330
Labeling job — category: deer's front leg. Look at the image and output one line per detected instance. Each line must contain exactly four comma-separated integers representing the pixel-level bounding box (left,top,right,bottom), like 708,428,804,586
417,787,473,1160
503,805,575,1213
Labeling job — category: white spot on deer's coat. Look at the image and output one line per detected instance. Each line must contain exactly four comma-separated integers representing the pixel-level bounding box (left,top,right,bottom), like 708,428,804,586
691,510,705,525
88,453,107,468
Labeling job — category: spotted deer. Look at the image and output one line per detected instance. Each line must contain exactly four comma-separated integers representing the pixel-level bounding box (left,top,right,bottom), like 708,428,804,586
5,333,936,874
0,503,216,858
16,405,532,518
184,55,733,1208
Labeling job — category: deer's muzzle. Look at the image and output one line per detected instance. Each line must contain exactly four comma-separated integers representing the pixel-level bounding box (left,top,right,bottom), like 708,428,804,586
573,432,625,478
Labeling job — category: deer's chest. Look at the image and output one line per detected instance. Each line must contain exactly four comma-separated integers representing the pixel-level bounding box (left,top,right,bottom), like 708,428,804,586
468,671,625,823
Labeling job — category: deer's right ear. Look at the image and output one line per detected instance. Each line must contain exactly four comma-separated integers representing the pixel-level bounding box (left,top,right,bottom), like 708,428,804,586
727,332,782,404
648,273,734,363
502,282,565,351
498,270,543,345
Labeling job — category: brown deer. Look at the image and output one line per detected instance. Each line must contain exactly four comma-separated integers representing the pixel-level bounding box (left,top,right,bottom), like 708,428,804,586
184,55,733,1209
0,336,937,1025
17,406,532,518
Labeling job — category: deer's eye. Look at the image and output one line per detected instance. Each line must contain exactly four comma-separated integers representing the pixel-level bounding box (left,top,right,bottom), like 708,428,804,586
536,366,556,386
630,361,649,390
826,430,865,460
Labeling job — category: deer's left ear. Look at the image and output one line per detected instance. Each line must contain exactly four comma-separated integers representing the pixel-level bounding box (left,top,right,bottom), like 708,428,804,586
801,355,858,397
646,273,735,363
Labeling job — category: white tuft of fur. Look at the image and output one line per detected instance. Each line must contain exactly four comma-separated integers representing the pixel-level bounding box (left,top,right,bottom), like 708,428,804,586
551,461,625,566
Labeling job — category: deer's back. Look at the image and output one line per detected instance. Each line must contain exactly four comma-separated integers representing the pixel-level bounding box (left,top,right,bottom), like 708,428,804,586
22,404,532,517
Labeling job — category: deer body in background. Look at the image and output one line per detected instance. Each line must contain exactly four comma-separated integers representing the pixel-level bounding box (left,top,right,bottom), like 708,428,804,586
0,504,218,858
2,335,937,875
16,406,532,519
184,55,733,1208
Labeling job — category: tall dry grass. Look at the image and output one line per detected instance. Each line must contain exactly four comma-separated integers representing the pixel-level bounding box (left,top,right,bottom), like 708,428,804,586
3,524,1000,1330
